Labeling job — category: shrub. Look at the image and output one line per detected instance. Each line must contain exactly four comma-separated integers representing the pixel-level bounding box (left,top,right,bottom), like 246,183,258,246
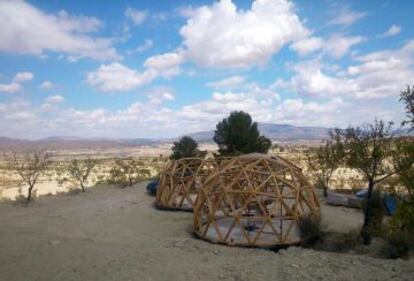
107,158,151,187
298,215,323,248
330,120,394,245
170,136,199,160
306,139,345,197
214,111,271,155
390,199,414,234
67,188,82,196
5,150,50,203
67,158,98,192
332,230,362,252
314,176,327,192
14,194,29,205
380,230,413,259
362,190,386,235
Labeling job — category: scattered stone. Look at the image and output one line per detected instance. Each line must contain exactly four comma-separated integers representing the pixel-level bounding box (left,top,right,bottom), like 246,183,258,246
213,249,220,255
291,264,299,268
49,240,61,247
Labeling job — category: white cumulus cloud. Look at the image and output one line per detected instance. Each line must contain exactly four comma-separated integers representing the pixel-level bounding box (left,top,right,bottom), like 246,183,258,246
207,76,247,89
291,34,364,58
290,37,324,56
42,95,64,111
86,63,156,92
125,8,148,25
278,40,414,99
0,0,119,61
126,39,154,54
143,52,183,78
179,0,309,68
87,51,183,92
0,71,33,94
45,95,64,104
39,81,54,90
329,8,366,26
379,25,401,38
324,35,365,58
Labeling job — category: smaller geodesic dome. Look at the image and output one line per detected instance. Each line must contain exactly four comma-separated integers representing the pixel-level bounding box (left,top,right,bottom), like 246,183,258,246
156,157,230,211
193,153,320,247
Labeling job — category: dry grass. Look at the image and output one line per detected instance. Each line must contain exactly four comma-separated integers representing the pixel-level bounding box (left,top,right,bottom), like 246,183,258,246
0,156,165,200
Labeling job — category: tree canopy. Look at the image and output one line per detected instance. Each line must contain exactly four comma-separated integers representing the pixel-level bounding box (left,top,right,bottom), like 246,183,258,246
6,150,51,203
170,136,199,160
392,137,414,199
214,111,271,155
307,135,344,196
400,85,414,130
67,158,98,192
330,120,394,244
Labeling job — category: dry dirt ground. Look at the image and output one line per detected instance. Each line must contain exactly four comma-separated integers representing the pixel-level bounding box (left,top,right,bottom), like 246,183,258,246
0,183,413,281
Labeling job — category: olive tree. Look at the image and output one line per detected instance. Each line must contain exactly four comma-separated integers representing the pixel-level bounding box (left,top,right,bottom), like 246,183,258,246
170,136,199,160
6,150,51,203
67,158,98,192
392,138,414,198
391,137,414,233
400,85,414,129
108,158,151,187
214,111,271,155
307,134,344,197
331,120,394,244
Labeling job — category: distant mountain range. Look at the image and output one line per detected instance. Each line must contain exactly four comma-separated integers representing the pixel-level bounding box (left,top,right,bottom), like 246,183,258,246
0,136,156,151
1,123,411,151
187,123,331,142
0,123,332,150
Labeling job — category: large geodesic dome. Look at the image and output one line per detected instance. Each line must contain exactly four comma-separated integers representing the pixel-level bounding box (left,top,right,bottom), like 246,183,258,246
193,153,320,247
156,157,230,211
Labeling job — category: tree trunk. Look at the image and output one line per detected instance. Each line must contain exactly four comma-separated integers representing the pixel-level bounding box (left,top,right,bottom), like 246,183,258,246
323,184,328,198
361,178,375,245
323,176,330,197
80,183,85,192
26,184,34,203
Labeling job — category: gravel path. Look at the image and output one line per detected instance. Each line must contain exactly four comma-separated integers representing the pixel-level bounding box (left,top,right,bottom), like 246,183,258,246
0,183,412,281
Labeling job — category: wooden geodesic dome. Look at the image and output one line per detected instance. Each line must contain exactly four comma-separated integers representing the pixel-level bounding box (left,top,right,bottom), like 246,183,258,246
193,153,320,247
156,157,230,211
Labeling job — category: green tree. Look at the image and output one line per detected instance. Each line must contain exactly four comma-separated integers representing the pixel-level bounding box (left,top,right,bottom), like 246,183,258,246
392,138,414,199
331,120,394,244
214,111,271,155
400,85,414,129
170,136,199,160
108,158,151,187
6,150,51,203
307,135,345,197
391,137,414,233
67,158,98,192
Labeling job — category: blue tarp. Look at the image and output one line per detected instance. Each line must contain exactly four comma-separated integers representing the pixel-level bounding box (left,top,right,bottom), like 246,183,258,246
355,189,397,215
384,193,397,215
146,180,159,196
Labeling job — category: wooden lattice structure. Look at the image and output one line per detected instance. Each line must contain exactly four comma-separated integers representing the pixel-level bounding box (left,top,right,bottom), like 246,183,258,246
156,157,230,211
193,153,320,247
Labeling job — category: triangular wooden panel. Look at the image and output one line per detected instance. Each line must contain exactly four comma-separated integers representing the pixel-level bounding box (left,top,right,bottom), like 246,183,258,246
193,153,320,248
156,157,231,211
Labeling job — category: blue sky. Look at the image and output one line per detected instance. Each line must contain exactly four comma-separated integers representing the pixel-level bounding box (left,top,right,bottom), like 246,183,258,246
0,0,413,139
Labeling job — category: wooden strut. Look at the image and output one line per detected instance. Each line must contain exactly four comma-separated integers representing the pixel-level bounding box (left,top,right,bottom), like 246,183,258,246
156,157,231,211
193,153,320,248
156,153,320,247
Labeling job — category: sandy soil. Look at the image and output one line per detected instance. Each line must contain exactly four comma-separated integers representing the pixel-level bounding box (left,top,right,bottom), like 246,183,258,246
0,183,413,281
